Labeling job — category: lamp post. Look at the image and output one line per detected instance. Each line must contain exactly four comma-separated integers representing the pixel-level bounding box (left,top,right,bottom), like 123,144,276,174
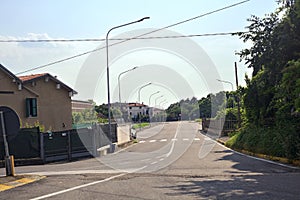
106,17,150,139
118,66,138,103
138,82,152,103
148,91,160,125
148,91,160,106
216,79,234,91
159,99,167,108
155,95,164,107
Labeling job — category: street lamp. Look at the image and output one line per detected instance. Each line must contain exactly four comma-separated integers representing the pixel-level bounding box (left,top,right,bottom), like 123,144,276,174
159,99,167,107
216,79,234,91
155,95,164,107
148,91,160,106
106,17,150,138
118,66,138,103
138,82,152,103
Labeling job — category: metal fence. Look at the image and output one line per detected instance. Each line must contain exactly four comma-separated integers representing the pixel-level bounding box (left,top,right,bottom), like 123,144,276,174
202,118,238,136
0,123,118,165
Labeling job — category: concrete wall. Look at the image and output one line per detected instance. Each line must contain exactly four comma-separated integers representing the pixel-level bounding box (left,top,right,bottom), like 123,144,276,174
117,124,131,145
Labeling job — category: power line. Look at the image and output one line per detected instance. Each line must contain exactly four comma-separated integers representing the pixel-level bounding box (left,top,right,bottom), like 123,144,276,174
11,0,250,75
0,32,247,43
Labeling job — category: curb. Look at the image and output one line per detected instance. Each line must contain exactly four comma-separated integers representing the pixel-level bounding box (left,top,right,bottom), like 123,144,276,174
215,137,300,169
0,174,45,192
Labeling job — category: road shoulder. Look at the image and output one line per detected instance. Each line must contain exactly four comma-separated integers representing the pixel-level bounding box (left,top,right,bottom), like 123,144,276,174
0,174,45,192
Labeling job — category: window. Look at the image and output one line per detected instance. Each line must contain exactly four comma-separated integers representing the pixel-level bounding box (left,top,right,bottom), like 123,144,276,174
26,98,37,117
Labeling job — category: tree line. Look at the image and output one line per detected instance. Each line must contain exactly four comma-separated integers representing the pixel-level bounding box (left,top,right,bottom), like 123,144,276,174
226,0,300,160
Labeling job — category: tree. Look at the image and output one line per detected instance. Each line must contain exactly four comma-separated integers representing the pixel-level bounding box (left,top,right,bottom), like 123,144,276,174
231,0,300,159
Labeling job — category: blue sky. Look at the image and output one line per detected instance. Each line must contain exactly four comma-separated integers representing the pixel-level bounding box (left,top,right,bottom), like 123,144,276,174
0,0,279,105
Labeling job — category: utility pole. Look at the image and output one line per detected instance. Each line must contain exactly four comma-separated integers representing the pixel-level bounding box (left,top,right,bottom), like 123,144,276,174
235,62,241,128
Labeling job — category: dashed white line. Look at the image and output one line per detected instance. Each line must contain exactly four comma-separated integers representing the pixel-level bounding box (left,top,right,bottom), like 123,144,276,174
160,139,167,142
151,161,158,165
149,140,157,143
139,140,146,143
171,138,178,141
183,138,189,141
194,138,200,141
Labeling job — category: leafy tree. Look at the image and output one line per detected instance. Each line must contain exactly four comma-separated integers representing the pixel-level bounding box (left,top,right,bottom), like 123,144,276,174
230,0,300,159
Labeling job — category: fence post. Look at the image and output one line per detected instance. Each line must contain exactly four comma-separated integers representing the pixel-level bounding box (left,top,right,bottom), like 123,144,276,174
92,126,97,157
39,129,45,163
67,131,72,161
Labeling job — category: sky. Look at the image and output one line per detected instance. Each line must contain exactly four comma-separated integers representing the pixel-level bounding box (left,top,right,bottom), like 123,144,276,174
0,0,280,107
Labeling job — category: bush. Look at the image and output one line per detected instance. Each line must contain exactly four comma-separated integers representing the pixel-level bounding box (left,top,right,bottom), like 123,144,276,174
226,123,287,158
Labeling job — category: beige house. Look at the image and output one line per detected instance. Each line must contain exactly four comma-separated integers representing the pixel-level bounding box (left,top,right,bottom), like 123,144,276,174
0,64,77,131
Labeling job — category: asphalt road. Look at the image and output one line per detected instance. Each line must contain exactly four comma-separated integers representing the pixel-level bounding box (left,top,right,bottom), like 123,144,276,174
1,121,300,199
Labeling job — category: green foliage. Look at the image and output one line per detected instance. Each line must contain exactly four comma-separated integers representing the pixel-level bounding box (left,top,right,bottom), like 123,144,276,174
226,122,300,160
23,121,46,132
95,103,108,118
98,118,108,123
132,123,150,130
229,1,300,160
194,118,202,123
72,108,98,124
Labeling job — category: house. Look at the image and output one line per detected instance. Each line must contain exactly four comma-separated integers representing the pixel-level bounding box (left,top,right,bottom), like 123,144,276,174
128,102,149,121
72,99,94,112
0,64,77,131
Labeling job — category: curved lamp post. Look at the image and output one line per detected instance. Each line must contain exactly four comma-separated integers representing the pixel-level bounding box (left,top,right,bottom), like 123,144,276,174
216,79,234,91
159,99,167,108
155,95,164,107
148,91,160,106
106,17,150,137
118,66,138,103
138,82,152,103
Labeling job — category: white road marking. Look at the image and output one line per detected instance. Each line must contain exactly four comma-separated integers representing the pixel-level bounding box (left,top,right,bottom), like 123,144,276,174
183,138,189,141
141,158,151,162
30,173,126,200
149,140,156,143
166,122,182,157
139,140,146,143
150,161,158,165
194,138,200,141
160,139,167,142
25,170,122,176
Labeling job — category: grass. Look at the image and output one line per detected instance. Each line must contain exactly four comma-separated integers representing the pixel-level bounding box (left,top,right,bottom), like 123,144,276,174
195,118,202,123
132,122,150,130
225,124,300,167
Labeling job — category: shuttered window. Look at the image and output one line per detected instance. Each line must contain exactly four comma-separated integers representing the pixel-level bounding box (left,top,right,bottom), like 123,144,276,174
26,98,37,117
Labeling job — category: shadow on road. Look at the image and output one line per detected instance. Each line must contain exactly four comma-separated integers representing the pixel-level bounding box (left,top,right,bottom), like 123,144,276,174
156,149,300,199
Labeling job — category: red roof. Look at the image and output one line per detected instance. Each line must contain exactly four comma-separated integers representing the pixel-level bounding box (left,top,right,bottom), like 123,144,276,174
128,103,147,107
18,73,47,82
18,73,77,94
